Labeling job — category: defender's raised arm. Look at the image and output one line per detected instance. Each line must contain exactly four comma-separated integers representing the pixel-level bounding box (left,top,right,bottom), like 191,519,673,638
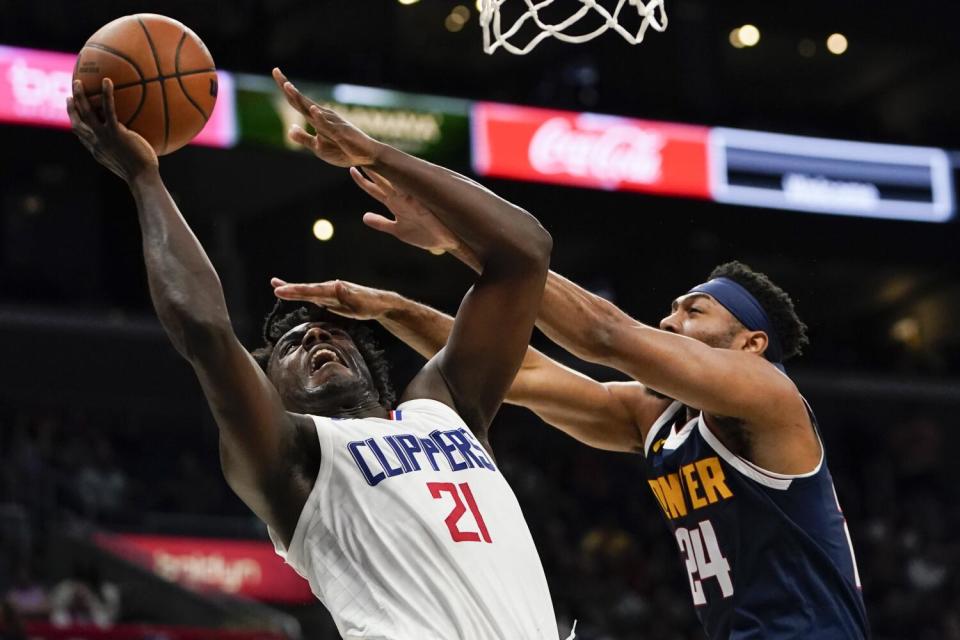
273,68,552,438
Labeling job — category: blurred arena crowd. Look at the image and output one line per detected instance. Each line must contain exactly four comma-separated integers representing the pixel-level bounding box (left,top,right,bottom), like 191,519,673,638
1,393,957,639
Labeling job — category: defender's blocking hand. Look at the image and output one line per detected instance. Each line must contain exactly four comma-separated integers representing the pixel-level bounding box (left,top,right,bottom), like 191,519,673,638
350,167,462,254
271,278,396,321
272,67,381,168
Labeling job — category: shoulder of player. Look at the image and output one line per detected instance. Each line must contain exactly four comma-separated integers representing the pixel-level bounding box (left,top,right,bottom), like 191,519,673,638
396,358,467,421
740,386,812,436
702,349,807,420
703,371,820,472
391,397,496,458
394,396,460,415
741,361,809,429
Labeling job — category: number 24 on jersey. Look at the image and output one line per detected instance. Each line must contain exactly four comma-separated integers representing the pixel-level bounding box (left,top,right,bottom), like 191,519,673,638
676,520,733,605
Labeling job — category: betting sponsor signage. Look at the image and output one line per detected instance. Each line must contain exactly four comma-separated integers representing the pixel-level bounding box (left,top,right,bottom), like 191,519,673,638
709,128,954,222
95,533,313,604
471,102,712,198
0,44,237,149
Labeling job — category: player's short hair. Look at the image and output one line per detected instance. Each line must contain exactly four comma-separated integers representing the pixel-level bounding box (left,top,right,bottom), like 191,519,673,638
708,261,809,361
251,300,397,407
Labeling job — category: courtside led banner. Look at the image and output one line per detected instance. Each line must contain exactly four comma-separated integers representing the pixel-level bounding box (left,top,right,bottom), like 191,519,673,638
234,73,470,165
710,128,955,222
0,45,237,149
4,43,955,222
471,102,712,198
24,622,285,640
96,533,313,604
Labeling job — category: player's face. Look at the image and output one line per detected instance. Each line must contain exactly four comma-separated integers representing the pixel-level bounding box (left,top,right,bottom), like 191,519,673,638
659,293,742,349
267,321,380,415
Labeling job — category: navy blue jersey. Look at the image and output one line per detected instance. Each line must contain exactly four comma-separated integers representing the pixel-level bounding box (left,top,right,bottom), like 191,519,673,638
642,401,868,639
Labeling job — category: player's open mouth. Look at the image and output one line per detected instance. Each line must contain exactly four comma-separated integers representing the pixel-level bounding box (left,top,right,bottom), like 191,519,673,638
309,347,343,373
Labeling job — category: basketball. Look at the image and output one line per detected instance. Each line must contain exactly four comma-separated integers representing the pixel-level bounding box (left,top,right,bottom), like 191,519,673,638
72,14,217,155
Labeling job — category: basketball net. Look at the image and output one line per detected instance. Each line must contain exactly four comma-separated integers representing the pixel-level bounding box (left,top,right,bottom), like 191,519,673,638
480,0,668,55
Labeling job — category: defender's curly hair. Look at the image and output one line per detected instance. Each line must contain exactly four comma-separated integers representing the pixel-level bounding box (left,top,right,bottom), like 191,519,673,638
708,261,809,361
251,299,396,407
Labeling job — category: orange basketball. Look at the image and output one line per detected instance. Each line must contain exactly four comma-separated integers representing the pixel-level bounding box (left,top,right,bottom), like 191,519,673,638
73,14,218,156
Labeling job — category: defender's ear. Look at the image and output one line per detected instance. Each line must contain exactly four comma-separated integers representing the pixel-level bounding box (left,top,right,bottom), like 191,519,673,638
742,330,769,356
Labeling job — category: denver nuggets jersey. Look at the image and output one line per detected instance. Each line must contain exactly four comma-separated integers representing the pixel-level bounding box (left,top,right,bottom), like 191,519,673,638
643,401,868,639
268,398,560,640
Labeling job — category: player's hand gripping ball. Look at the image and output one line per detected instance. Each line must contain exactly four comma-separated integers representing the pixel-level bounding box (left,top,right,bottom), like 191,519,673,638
73,14,218,155
67,78,159,183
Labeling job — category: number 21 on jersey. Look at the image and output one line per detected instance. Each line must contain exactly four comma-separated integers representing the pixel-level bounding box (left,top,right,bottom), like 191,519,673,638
428,481,492,544
676,520,733,605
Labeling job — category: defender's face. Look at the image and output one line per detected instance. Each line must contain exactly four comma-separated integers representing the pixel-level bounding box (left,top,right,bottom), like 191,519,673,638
659,293,741,349
267,321,378,413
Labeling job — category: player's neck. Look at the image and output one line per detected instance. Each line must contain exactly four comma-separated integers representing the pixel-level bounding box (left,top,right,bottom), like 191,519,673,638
329,401,389,420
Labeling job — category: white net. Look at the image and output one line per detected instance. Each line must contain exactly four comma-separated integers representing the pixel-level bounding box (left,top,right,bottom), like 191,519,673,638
480,0,668,55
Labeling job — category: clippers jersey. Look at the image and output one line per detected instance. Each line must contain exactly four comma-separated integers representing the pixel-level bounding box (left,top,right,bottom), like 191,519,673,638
268,398,559,640
642,401,868,639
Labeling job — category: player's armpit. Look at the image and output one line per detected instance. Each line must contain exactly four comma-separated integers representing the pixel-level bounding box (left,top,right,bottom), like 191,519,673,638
402,256,548,439
507,350,668,452
186,329,318,546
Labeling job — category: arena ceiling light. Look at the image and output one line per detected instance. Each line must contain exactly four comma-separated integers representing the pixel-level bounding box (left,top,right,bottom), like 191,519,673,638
729,29,745,49
446,5,471,32
312,219,335,242
729,24,760,48
827,33,848,55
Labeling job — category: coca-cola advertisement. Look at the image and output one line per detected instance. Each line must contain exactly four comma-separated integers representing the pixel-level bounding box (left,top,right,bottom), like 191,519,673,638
95,533,313,604
471,102,711,198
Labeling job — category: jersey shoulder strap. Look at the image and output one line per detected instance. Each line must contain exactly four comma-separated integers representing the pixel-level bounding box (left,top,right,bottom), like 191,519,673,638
643,400,684,457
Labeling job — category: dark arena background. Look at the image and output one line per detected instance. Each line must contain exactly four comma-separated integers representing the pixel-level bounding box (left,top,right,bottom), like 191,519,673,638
1,1,958,639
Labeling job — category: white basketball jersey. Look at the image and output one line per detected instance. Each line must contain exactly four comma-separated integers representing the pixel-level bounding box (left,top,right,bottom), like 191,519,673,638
268,398,559,640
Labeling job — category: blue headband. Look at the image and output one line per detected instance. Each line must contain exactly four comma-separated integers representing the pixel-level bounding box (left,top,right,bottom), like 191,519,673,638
688,277,784,365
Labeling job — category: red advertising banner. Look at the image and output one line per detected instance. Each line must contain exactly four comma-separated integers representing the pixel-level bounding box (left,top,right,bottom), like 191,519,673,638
0,45,237,148
95,533,313,604
25,622,286,640
471,102,711,198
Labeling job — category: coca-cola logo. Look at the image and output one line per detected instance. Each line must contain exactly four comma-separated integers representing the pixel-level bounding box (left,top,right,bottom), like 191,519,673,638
528,116,665,186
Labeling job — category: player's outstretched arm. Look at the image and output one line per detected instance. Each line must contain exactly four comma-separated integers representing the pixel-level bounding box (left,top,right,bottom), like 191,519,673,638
321,167,801,450
273,68,552,438
326,171,789,427
272,279,657,452
374,145,553,437
272,69,546,270
67,79,313,545
535,271,803,429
